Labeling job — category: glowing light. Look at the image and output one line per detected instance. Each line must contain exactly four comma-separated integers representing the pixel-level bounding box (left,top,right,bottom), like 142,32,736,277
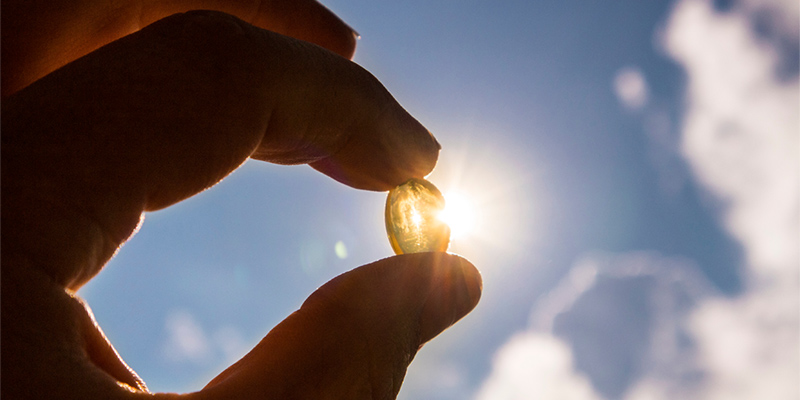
439,191,477,240
334,240,348,259
411,210,423,226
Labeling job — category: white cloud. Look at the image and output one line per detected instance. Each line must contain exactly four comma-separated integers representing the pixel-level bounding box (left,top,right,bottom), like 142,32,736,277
614,67,650,110
163,309,212,363
474,333,602,400
162,309,250,366
666,0,799,277
661,1,799,398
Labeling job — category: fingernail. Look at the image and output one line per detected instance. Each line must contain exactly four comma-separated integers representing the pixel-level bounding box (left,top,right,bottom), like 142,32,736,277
418,255,482,343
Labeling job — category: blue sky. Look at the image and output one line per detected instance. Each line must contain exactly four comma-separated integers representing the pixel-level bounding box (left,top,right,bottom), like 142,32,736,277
79,0,799,398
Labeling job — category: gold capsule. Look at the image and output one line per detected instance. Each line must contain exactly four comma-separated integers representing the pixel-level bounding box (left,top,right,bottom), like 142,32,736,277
385,178,450,254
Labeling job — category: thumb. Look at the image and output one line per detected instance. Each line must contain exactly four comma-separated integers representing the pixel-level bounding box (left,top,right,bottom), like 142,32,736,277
199,253,482,399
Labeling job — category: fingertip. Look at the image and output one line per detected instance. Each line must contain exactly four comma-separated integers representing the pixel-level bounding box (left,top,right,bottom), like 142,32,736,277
424,252,483,315
327,252,481,342
309,113,441,191
250,0,359,59
305,10,358,60
339,28,359,60
302,0,359,59
415,253,482,343
455,255,483,314
200,253,480,398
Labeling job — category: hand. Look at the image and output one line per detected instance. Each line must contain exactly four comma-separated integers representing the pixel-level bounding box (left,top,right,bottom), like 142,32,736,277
1,2,482,399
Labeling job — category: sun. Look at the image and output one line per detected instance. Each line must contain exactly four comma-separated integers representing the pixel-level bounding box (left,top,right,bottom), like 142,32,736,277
438,191,477,240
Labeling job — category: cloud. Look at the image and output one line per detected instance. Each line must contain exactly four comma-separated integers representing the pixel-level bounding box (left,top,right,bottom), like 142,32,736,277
557,256,712,399
163,309,212,364
557,254,713,399
474,333,602,400
476,252,713,400
661,1,799,397
666,0,799,276
475,0,798,399
614,67,650,110
740,0,799,41
162,309,250,366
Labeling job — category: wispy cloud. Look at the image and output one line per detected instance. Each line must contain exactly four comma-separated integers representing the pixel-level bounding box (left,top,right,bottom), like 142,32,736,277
162,309,250,366
163,309,213,364
476,252,710,400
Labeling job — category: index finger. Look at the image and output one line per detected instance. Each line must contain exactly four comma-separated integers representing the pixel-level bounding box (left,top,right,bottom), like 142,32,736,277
2,11,439,289
2,0,357,97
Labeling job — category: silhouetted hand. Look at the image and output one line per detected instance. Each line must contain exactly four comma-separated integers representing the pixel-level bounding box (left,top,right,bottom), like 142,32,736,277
1,1,482,398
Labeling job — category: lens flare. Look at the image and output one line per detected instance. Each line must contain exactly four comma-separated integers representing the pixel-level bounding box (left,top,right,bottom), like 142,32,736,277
439,191,477,240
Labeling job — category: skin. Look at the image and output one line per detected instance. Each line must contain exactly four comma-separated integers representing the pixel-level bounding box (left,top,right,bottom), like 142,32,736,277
1,1,483,399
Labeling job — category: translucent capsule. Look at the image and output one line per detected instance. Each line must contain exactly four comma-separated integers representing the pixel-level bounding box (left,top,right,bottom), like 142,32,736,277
385,178,450,254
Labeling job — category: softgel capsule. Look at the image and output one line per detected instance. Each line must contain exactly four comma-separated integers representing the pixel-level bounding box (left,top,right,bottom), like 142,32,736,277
385,178,450,254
